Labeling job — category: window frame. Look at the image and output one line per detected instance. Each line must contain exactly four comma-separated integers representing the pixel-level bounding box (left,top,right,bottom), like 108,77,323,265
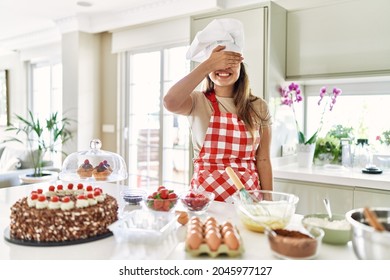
122,43,191,190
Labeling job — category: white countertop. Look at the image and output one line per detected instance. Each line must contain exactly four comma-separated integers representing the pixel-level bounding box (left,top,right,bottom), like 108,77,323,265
0,181,356,260
273,160,390,191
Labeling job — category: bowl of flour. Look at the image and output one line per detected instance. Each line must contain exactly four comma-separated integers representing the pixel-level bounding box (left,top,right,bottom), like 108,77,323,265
302,213,352,245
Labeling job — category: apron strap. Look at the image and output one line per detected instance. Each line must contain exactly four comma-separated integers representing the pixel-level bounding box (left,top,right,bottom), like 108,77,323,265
204,91,220,113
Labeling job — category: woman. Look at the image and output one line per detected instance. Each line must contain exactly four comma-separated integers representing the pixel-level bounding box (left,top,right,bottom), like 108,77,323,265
164,43,273,203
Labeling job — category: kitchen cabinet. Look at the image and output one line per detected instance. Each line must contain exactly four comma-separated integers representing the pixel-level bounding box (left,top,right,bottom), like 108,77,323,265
275,178,390,215
354,188,390,208
274,178,354,215
286,0,390,79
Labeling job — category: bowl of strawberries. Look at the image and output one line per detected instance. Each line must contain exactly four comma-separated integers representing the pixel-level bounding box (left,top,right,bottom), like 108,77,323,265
144,186,179,212
180,190,215,215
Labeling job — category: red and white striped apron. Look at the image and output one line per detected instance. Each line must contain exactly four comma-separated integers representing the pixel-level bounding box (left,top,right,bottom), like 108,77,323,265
190,91,261,203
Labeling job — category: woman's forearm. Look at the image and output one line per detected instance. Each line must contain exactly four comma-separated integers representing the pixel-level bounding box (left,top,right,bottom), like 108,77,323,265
163,62,211,114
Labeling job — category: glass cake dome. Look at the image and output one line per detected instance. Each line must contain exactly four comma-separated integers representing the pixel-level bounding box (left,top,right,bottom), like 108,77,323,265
59,139,128,182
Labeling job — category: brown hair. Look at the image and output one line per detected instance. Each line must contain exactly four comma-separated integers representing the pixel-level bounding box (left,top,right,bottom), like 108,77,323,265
203,63,261,133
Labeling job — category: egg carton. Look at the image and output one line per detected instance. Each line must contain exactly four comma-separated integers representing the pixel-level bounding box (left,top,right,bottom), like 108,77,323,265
185,233,244,258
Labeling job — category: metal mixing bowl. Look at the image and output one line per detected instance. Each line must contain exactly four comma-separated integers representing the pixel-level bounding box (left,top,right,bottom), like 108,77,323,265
345,207,390,260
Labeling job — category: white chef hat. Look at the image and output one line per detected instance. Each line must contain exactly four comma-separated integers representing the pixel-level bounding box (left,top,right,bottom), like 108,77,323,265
186,18,244,63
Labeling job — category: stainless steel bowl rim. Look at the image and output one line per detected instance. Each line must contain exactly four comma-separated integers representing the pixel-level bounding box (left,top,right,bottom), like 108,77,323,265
345,207,390,236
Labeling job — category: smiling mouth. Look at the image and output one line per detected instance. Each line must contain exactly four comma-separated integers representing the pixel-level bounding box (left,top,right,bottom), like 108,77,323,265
216,72,231,77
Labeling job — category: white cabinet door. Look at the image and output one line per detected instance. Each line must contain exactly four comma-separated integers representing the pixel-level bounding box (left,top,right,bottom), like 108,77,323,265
191,7,265,98
286,0,390,78
354,188,390,208
275,179,354,215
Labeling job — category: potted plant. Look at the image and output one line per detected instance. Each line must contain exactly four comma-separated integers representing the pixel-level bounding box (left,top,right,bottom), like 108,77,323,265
314,135,342,165
3,110,73,178
314,124,354,165
280,83,342,167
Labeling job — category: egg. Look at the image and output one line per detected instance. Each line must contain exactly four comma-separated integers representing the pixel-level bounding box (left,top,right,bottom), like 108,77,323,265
204,223,219,234
223,230,240,250
205,228,221,251
221,226,234,237
186,229,203,250
221,222,234,236
205,216,217,225
188,223,203,235
190,216,201,225
221,221,233,229
177,212,189,225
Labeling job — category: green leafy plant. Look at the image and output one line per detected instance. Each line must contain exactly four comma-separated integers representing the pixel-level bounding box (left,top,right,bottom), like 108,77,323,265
314,135,341,164
314,125,354,165
327,124,354,141
376,130,390,146
3,110,73,177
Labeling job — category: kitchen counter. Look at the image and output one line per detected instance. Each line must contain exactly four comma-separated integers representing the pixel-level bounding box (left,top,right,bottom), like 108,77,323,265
0,181,356,260
273,158,390,191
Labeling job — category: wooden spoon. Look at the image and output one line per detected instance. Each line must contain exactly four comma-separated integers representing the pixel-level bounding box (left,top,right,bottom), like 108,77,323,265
363,207,386,232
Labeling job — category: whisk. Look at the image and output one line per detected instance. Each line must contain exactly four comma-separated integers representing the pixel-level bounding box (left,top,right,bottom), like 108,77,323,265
225,166,259,204
225,167,269,216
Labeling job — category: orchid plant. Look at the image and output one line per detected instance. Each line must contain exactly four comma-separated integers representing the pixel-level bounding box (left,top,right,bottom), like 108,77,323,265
280,82,342,145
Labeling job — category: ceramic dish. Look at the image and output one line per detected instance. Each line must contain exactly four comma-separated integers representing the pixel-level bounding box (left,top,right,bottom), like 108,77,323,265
302,213,351,245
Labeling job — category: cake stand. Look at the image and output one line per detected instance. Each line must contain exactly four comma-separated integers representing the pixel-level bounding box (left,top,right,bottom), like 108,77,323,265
59,139,128,183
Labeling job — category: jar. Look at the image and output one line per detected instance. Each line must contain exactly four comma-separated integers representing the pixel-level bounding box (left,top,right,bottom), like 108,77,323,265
341,138,352,168
353,139,370,168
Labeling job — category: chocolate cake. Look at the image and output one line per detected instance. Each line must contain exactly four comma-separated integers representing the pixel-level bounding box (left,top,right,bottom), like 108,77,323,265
9,183,118,242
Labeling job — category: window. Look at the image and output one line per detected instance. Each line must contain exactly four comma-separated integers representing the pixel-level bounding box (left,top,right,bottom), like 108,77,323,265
0,69,8,126
125,46,191,192
305,79,390,151
30,61,63,166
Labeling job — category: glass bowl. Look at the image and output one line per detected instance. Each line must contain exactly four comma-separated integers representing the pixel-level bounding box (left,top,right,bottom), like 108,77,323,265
144,196,179,212
265,226,324,259
232,190,299,233
179,190,215,215
143,187,179,212
302,213,352,245
120,188,147,205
